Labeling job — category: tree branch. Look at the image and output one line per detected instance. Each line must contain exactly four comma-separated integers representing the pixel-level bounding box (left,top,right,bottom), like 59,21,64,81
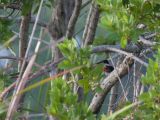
83,2,100,46
6,28,43,120
92,45,148,67
89,42,150,114
0,3,21,10
18,12,31,71
0,58,63,101
66,0,82,39
0,17,47,28
82,1,94,43
89,57,134,113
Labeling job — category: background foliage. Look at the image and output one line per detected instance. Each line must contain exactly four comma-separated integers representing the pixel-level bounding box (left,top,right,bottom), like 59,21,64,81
0,0,159,119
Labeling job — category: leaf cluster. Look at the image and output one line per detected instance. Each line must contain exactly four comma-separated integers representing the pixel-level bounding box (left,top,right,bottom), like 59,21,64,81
136,49,160,119
0,19,13,43
96,0,160,47
58,39,104,93
47,79,95,120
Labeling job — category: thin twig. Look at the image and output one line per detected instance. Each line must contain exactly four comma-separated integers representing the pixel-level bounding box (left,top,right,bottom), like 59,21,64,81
0,56,42,69
0,82,16,101
0,3,21,10
109,55,128,101
0,58,63,101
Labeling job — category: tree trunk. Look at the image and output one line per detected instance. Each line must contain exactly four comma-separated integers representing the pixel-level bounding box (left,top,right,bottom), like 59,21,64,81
18,12,31,71
48,0,75,68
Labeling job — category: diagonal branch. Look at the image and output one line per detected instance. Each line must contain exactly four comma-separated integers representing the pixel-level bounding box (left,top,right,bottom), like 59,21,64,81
83,2,100,46
89,42,150,114
6,28,43,120
66,0,82,39
18,0,44,81
89,57,134,114
0,58,63,101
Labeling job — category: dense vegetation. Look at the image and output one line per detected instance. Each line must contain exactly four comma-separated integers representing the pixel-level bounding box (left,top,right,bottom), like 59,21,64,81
0,0,159,120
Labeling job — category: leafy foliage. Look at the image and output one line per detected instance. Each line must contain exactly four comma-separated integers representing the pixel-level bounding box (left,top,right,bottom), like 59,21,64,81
0,0,17,3
96,0,160,47
0,19,13,43
58,39,103,93
47,79,95,120
101,49,160,120
58,39,91,69
0,72,10,119
0,0,159,119
0,71,11,92
21,0,33,15
0,102,7,120
135,49,160,119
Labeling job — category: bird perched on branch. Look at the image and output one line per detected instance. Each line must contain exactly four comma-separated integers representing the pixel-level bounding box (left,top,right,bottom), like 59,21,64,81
96,60,114,75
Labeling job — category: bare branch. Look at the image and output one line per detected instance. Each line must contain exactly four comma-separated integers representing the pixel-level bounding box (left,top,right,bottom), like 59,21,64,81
0,17,47,28
81,0,91,9
18,113,49,119
108,84,118,114
138,35,158,46
0,3,21,10
92,45,148,67
83,2,100,46
66,0,82,39
30,17,47,28
6,26,44,120
0,58,63,101
0,56,42,69
18,12,31,71
82,1,94,43
48,0,75,65
18,0,44,82
89,57,134,114
0,82,16,101
109,55,128,101
29,58,64,80
12,31,49,45
89,40,151,113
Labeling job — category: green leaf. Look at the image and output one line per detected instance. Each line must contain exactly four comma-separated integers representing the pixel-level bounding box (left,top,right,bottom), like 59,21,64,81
78,79,90,93
120,35,127,48
0,19,13,43
142,1,152,14
21,0,33,15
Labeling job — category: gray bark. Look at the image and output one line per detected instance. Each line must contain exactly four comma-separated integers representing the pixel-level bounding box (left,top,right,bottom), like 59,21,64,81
48,0,75,63
18,12,31,71
89,57,134,114
108,83,118,114
83,2,100,46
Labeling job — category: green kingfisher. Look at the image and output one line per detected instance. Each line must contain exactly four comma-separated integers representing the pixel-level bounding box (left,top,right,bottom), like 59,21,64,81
96,60,114,75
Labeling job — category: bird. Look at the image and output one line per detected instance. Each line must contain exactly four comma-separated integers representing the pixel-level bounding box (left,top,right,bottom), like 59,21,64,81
96,59,114,75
